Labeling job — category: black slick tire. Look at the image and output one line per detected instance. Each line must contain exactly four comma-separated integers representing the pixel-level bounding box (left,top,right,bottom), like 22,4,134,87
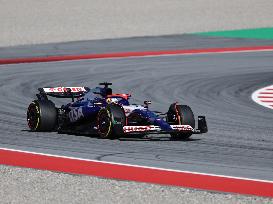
27,100,57,131
167,104,195,140
97,104,126,139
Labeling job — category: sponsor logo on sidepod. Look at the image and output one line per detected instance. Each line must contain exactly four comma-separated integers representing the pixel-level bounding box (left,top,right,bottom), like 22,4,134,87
69,108,84,122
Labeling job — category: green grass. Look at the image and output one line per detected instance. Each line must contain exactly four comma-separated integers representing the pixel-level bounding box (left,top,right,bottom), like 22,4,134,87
196,27,273,40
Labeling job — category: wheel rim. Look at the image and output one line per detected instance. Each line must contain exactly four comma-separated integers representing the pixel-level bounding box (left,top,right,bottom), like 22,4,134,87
98,110,112,137
27,104,40,130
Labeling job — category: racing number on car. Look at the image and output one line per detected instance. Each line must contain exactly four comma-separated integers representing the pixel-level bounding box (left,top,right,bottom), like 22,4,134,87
69,108,84,122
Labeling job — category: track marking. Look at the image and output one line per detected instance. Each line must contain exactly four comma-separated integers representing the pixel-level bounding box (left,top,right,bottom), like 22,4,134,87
0,147,273,198
252,85,273,109
0,45,273,65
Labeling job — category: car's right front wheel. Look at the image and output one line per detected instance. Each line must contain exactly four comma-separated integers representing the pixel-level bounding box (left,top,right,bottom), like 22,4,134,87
167,104,195,140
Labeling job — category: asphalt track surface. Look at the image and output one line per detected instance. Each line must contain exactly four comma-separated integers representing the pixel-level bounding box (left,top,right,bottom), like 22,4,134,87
2,34,273,59
0,36,273,182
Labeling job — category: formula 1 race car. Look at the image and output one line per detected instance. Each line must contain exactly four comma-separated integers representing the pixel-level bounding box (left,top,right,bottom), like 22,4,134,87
27,82,207,139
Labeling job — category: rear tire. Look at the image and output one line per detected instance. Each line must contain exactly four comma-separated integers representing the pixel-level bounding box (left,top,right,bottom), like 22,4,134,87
167,104,195,140
97,104,126,139
27,100,57,131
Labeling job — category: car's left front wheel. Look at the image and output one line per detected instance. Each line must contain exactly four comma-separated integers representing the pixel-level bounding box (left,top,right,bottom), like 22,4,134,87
97,104,126,139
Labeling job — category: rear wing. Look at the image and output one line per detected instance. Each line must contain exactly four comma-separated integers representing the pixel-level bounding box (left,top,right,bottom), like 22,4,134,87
36,87,90,101
43,87,87,93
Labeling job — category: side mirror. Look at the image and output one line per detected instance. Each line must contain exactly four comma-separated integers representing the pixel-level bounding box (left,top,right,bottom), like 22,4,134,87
144,101,151,108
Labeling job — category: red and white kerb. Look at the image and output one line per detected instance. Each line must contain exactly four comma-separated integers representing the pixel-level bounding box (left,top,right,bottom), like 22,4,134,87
252,85,273,110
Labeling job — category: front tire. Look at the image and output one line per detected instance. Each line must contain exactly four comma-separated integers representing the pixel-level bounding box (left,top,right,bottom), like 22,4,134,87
27,100,57,131
97,104,126,139
167,104,195,140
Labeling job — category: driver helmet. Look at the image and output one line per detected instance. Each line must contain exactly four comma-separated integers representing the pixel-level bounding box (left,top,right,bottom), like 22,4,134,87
106,97,119,104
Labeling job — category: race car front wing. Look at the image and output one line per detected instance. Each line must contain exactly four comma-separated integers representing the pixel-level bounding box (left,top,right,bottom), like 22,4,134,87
123,116,207,134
